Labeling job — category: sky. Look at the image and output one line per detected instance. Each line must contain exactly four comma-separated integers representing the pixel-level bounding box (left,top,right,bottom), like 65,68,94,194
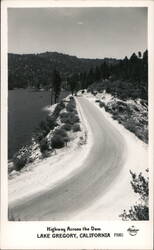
8,7,147,59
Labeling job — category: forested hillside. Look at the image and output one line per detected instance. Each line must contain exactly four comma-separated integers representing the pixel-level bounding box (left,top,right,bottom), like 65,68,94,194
8,52,118,90
81,50,148,101
8,50,148,101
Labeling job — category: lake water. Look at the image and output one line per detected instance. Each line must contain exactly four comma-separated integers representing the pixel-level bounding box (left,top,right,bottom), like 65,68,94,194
8,89,69,159
8,89,52,159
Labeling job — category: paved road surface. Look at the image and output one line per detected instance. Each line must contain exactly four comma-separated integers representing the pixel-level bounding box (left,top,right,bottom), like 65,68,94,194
9,97,126,221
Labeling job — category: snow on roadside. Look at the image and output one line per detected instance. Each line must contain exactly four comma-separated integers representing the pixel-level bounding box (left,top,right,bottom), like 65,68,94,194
73,93,148,220
41,103,57,114
9,99,94,204
9,92,148,220
8,104,58,173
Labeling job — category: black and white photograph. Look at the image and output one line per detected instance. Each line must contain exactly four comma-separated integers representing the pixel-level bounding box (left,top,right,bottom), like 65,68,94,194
1,0,154,249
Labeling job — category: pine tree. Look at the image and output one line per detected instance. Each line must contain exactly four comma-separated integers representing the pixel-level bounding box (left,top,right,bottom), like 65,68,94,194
100,62,110,80
68,73,79,95
142,50,148,82
86,68,95,87
138,51,142,58
80,71,87,89
129,52,140,82
94,66,101,81
52,69,61,104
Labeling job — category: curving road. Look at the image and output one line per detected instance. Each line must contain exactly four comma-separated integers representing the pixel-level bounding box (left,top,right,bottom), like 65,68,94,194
9,97,126,221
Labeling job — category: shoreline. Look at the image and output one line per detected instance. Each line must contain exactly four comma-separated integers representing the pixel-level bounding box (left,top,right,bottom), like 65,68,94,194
8,95,93,205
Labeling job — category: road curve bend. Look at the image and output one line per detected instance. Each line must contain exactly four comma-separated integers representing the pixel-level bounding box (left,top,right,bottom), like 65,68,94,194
9,97,126,220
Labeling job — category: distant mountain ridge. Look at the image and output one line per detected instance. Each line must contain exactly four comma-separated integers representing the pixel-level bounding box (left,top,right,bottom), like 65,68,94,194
9,51,119,63
8,51,119,89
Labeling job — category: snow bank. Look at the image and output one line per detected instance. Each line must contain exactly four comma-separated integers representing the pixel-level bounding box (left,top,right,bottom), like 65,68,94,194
41,104,57,114
9,99,93,204
9,93,148,220
73,94,148,220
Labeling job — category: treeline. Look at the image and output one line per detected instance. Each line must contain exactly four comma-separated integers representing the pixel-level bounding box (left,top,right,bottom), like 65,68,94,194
67,50,148,100
8,52,117,90
8,50,148,101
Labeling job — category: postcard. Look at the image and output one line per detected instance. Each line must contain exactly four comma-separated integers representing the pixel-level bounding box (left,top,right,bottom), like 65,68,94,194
1,0,153,249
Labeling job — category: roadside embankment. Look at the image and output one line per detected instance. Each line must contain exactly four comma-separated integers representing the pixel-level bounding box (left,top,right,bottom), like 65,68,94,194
72,92,148,220
83,90,148,144
8,96,93,206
